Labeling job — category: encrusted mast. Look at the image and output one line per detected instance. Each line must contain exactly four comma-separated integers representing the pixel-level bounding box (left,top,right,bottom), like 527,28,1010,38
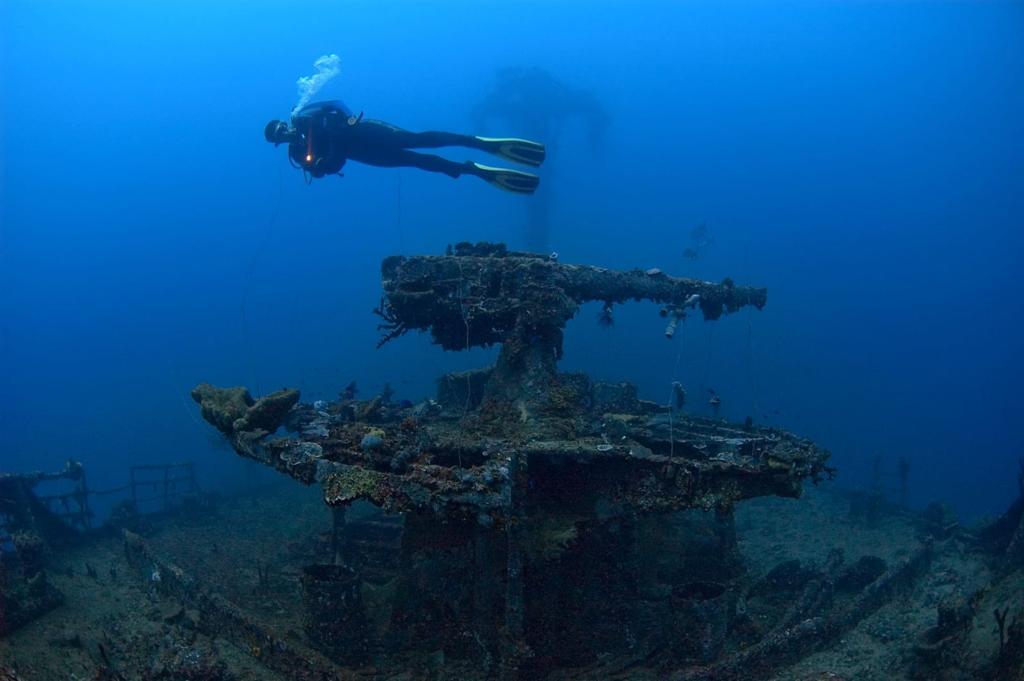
192,243,829,676
376,242,766,415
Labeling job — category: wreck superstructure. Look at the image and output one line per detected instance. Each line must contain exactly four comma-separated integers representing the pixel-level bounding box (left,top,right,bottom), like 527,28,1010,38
192,243,831,677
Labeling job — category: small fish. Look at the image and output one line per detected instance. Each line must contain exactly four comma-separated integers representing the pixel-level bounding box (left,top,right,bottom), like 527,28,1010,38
683,247,699,260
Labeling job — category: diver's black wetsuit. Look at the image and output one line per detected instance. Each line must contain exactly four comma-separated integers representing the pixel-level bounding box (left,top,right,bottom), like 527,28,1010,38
267,100,545,193
289,101,487,179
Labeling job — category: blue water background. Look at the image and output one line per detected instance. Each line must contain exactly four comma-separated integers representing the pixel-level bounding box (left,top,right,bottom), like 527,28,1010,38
2,1,1021,518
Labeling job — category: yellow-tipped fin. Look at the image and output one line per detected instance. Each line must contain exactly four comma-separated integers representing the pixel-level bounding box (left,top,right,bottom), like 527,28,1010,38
475,137,546,167
469,162,540,194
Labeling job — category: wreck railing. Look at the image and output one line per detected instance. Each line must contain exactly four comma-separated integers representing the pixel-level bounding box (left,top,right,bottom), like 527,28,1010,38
128,462,201,513
2,460,202,536
35,484,93,530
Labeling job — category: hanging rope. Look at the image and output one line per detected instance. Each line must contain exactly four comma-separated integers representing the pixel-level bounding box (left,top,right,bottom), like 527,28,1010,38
746,309,761,423
395,171,406,252
665,319,687,457
240,161,285,395
699,321,717,399
456,258,473,416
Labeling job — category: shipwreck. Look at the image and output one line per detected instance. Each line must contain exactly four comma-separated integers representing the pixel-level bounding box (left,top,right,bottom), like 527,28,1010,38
191,242,832,678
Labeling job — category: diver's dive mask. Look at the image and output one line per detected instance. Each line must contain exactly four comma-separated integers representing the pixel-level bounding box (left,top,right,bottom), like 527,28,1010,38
264,120,298,146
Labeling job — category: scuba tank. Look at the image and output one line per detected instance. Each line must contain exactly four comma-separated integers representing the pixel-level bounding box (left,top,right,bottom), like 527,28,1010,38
287,101,361,178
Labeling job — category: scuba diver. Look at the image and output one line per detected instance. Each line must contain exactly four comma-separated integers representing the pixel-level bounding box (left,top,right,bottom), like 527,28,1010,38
264,101,546,194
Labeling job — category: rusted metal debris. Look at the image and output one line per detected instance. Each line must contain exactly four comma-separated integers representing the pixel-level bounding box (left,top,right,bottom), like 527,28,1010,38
0,667,27,681
0,462,85,636
672,541,933,681
122,530,348,680
0,460,90,533
1,459,210,640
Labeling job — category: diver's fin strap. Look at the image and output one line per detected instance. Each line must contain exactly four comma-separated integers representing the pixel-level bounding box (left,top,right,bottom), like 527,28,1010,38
475,137,546,167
